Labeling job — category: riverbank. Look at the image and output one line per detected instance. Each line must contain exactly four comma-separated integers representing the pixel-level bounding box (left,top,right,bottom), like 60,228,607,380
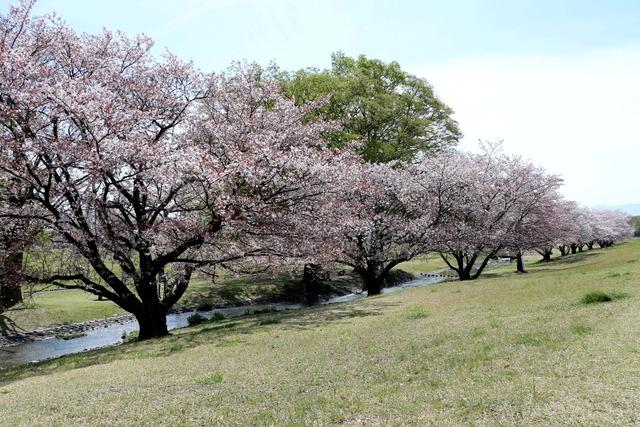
0,241,637,425
0,268,427,348
1,254,449,336
0,273,455,368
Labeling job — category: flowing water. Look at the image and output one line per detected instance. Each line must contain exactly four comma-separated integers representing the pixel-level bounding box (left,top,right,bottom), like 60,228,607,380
0,274,451,368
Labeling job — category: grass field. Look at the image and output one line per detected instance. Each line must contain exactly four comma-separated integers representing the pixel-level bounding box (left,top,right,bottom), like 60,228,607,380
0,241,638,425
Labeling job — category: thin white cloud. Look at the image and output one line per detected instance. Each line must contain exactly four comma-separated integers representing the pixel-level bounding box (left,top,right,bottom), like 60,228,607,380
410,48,640,206
150,0,229,35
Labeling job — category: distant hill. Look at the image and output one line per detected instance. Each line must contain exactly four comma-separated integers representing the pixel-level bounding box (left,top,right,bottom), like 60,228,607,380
593,204,640,215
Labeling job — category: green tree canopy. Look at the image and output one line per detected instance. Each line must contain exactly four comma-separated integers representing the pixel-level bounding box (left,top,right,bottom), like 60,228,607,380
281,52,461,163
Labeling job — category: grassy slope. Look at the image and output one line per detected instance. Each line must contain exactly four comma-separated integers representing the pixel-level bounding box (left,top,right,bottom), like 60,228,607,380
6,254,448,331
1,241,639,425
4,290,125,330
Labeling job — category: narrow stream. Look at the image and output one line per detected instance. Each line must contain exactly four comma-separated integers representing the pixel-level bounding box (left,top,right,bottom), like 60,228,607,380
0,274,450,369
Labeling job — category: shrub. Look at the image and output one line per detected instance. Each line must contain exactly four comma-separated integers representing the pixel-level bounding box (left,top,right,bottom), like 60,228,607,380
198,372,223,385
187,313,207,326
570,324,593,335
121,331,138,342
196,302,213,312
55,331,87,340
257,317,281,325
580,291,629,305
405,305,429,319
210,312,225,322
581,291,612,304
385,269,415,286
253,307,278,315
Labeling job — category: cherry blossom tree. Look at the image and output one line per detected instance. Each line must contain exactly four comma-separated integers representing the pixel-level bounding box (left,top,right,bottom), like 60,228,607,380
532,200,579,262
330,162,438,295
569,206,596,253
502,176,565,272
555,207,632,254
422,145,563,280
590,209,633,248
0,4,346,338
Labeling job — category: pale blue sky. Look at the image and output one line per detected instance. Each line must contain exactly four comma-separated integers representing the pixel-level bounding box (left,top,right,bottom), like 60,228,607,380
21,0,640,71
5,0,640,206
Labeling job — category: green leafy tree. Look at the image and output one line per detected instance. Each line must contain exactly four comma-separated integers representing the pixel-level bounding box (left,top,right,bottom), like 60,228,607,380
282,52,461,163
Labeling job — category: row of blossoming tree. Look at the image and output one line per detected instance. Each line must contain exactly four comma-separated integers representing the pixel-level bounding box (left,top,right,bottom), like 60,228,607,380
0,3,633,337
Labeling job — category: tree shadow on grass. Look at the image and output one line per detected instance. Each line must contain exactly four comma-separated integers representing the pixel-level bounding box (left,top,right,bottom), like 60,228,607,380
537,252,599,265
273,300,396,331
180,277,305,308
0,298,397,387
528,252,602,274
180,273,363,309
457,252,602,281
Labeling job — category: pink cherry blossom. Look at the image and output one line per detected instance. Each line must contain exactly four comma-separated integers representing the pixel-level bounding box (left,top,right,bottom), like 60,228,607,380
0,4,350,338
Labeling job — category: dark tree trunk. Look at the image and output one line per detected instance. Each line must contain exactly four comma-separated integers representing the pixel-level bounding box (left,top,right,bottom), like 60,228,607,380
440,251,492,281
0,250,23,309
363,275,384,295
558,245,568,256
541,250,552,262
134,305,169,340
0,284,22,309
80,262,194,341
570,244,577,254
441,251,473,281
355,262,386,296
470,252,496,280
586,242,594,250
129,274,174,340
0,182,30,310
458,269,472,281
516,253,527,273
302,263,327,305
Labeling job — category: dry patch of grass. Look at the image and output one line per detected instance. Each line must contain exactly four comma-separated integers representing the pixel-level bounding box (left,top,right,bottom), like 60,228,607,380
0,241,639,425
